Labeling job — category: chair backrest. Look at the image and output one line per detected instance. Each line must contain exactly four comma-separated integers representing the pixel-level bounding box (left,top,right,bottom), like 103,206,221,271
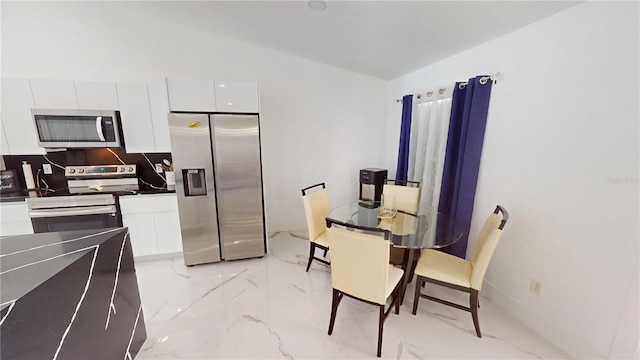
326,220,391,305
301,183,330,242
382,184,420,214
470,205,509,290
384,179,420,188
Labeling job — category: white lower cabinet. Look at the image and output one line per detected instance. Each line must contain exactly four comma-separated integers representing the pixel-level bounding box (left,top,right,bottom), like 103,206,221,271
155,211,183,253
119,194,183,258
0,201,34,236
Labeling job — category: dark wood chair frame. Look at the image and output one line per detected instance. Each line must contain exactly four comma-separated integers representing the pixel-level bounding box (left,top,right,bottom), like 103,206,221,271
325,218,401,358
384,179,421,187
411,205,509,338
382,179,421,293
301,182,330,271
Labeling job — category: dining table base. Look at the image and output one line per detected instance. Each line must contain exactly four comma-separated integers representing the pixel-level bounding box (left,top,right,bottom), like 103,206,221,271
398,248,421,305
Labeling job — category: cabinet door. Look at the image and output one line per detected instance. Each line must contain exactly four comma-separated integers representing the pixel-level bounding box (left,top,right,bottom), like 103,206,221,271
116,83,155,153
122,213,159,257
0,78,44,155
155,211,183,254
0,202,34,235
30,79,78,109
214,80,260,113
148,82,172,152
75,81,119,110
120,196,160,257
0,116,11,155
166,77,216,112
119,194,182,257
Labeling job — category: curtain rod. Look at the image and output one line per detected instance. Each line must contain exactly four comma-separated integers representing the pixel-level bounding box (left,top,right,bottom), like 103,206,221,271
394,71,503,103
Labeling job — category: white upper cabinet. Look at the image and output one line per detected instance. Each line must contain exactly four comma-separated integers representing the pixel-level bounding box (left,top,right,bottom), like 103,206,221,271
75,81,119,110
214,80,260,113
0,77,257,155
166,77,216,112
147,82,172,152
116,83,155,153
30,79,78,109
0,78,44,155
0,116,11,155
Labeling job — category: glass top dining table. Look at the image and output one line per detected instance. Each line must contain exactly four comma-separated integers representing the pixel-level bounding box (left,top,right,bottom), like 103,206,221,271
326,200,464,304
327,201,463,249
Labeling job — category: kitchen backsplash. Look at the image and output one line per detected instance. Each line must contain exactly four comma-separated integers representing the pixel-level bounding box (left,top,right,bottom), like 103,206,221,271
3,149,172,192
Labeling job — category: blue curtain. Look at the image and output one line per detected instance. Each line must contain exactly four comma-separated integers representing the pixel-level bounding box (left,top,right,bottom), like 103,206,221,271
438,77,493,258
395,95,413,182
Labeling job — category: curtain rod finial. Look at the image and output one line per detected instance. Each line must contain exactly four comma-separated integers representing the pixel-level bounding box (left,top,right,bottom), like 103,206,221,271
491,71,503,83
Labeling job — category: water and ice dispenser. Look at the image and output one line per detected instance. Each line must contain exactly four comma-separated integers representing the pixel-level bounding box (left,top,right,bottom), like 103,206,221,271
183,169,207,196
359,168,387,202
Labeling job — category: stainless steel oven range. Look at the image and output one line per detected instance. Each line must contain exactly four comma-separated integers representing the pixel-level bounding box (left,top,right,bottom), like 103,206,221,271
26,164,138,233
27,194,121,233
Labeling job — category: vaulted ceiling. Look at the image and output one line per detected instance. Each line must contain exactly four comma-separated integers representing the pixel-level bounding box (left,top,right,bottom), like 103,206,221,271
125,1,581,80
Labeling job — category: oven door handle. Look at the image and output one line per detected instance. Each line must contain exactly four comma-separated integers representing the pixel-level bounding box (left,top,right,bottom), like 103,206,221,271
29,205,117,218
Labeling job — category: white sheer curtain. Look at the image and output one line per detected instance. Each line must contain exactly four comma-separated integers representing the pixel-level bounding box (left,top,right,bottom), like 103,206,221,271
407,85,454,215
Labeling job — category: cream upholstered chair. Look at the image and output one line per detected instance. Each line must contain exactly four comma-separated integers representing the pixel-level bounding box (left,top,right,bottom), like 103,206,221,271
301,183,331,272
382,180,420,214
382,180,420,266
326,219,404,358
411,205,509,337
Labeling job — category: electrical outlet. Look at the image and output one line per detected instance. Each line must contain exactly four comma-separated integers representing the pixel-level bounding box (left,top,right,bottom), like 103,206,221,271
42,164,52,174
530,279,542,296
155,163,163,173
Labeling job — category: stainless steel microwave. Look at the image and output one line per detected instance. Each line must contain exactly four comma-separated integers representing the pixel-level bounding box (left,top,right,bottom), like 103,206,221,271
31,109,123,148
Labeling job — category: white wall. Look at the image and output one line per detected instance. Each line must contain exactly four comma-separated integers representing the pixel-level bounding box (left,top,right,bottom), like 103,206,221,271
0,2,388,232
386,2,639,359
3,2,638,357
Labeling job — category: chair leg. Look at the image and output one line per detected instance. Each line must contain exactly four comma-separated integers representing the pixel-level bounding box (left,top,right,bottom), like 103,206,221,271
412,276,424,315
306,243,316,272
470,289,481,337
328,289,341,335
377,304,384,357
394,284,400,315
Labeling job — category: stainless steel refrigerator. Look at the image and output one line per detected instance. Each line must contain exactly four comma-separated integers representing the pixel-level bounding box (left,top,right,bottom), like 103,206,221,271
168,113,266,265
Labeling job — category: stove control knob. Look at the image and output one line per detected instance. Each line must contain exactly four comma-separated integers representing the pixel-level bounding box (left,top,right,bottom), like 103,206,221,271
68,168,75,174
120,167,126,172
78,168,85,173
128,167,134,172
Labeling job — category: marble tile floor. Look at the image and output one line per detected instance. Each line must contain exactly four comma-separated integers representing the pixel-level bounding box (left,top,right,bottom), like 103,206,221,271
134,230,570,359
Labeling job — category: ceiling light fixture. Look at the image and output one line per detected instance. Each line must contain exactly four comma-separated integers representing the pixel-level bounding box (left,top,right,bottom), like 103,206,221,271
308,0,327,11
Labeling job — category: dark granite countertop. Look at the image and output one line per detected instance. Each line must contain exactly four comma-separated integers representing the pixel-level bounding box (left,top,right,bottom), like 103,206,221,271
0,228,128,310
119,188,176,196
0,190,37,203
0,226,146,359
0,189,175,203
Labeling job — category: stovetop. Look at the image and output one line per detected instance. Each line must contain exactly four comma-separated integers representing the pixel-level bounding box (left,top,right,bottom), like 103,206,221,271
1,163,175,203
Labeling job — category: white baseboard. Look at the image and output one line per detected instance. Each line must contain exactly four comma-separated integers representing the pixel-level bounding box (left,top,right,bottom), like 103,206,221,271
134,252,182,263
482,279,604,359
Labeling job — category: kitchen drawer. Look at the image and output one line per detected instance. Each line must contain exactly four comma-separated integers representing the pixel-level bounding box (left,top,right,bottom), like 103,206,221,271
119,193,178,214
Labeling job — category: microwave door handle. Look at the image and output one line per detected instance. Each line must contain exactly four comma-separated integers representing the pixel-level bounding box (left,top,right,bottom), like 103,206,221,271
96,116,106,141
